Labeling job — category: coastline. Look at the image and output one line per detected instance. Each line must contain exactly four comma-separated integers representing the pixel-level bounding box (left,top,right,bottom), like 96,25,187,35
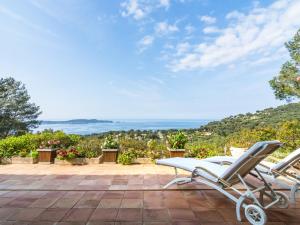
35,119,211,135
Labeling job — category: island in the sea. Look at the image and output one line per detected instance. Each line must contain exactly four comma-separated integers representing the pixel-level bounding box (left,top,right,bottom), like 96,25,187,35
41,119,113,124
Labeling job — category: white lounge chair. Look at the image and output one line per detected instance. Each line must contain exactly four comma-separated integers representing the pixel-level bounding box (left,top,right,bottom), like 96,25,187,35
205,148,300,203
156,141,287,225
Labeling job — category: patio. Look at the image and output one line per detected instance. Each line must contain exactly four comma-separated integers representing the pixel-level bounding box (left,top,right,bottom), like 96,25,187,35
0,164,299,225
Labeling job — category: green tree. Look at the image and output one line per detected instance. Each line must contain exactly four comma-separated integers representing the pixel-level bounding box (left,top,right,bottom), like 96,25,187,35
269,29,300,101
0,77,41,138
276,120,300,151
226,126,277,148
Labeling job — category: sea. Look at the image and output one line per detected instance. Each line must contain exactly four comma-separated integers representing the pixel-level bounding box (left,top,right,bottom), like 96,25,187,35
34,119,211,135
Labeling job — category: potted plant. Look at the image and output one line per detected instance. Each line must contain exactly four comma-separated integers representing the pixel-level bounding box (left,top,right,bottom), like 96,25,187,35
37,140,61,164
76,138,102,164
101,136,119,163
55,147,87,165
167,131,188,157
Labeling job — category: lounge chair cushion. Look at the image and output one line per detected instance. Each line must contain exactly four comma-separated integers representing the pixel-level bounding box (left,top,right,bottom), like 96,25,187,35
220,141,282,184
206,148,300,173
156,157,229,182
205,156,236,164
157,141,282,186
272,148,300,171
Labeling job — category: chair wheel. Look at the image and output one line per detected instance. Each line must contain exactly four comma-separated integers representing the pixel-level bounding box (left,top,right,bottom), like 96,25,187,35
244,204,267,225
275,191,289,208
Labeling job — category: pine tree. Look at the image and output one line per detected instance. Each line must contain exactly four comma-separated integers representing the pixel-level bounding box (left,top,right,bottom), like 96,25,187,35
269,29,300,101
0,77,41,138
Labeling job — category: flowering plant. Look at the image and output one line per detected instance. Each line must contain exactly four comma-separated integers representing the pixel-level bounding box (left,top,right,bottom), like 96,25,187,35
56,147,81,160
39,140,61,149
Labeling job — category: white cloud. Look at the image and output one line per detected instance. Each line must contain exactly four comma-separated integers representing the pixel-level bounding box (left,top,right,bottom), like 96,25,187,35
203,26,221,34
155,21,179,36
175,42,191,56
120,0,171,20
225,10,244,20
185,24,195,34
120,0,149,20
138,35,154,52
169,0,300,72
199,15,216,24
137,21,178,53
159,0,170,9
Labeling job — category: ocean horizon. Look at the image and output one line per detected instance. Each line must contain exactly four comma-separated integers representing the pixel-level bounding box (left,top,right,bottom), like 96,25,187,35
34,119,211,135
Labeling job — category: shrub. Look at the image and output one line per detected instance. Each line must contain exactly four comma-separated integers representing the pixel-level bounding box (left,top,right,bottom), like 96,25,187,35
56,147,81,160
276,120,300,152
31,151,39,159
120,138,148,157
185,135,226,158
226,127,276,148
56,149,68,160
39,140,61,149
102,136,119,149
167,131,188,149
0,134,39,158
0,130,80,159
76,137,102,158
147,139,168,160
118,149,137,165
37,130,81,148
18,150,28,157
185,145,221,158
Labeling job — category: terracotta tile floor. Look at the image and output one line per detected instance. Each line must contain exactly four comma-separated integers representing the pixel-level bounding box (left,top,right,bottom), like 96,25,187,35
0,164,299,224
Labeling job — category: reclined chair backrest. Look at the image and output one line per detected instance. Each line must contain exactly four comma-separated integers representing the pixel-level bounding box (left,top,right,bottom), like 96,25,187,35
220,141,282,185
272,148,300,172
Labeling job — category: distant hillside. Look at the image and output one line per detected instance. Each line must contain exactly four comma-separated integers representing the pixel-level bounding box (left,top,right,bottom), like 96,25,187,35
199,102,300,136
42,119,113,124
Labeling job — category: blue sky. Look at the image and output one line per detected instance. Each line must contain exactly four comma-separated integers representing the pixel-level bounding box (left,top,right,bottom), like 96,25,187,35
0,0,299,120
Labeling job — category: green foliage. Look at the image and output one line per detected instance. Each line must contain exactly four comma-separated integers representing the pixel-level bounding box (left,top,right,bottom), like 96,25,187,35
37,130,80,148
56,147,82,160
0,133,39,158
31,151,39,159
146,139,168,160
200,103,300,136
76,137,102,158
67,152,76,160
269,29,300,101
0,77,41,138
120,138,148,157
225,120,300,156
227,127,277,148
117,149,137,165
185,135,226,158
276,120,300,151
102,135,119,149
18,150,28,157
0,131,80,158
167,131,188,149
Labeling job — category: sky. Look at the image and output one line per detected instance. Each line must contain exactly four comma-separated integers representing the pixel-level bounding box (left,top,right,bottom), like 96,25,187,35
0,0,300,120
